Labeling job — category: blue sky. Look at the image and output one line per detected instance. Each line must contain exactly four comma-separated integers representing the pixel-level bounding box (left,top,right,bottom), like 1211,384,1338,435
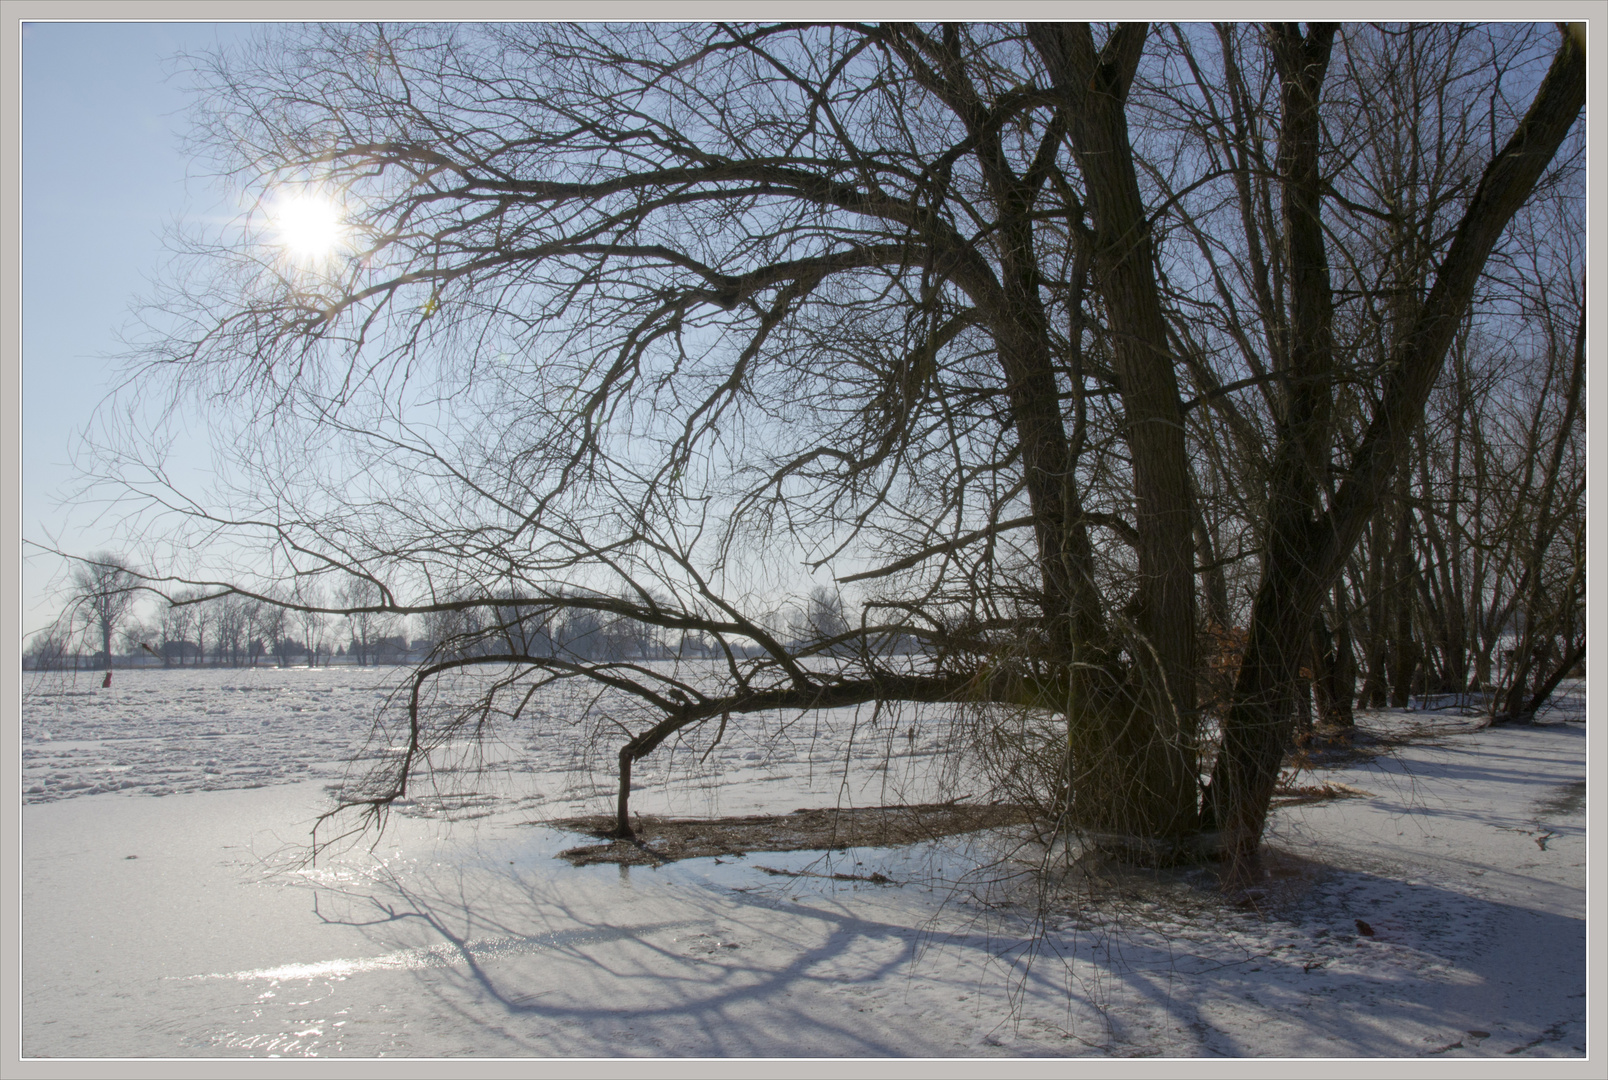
17,18,1596,650
21,21,259,636
15,19,862,644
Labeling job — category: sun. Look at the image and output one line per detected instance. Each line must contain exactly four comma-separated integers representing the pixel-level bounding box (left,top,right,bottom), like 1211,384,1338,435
270,193,347,263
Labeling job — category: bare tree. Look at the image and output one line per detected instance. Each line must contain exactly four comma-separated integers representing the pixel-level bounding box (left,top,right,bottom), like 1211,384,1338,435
68,553,139,685
189,589,216,668
158,590,199,665
24,630,73,672
101,22,1583,867
209,592,254,666
787,586,852,651
1320,176,1585,724
297,587,331,667
416,594,485,659
254,593,294,668
1128,21,1584,858
337,576,397,666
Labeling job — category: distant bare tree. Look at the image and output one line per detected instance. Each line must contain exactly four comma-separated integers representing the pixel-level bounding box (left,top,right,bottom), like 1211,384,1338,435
159,591,199,665
24,630,73,672
254,593,294,668
337,577,397,666
189,589,216,668
297,587,331,667
788,587,852,652
68,553,139,684
210,592,255,666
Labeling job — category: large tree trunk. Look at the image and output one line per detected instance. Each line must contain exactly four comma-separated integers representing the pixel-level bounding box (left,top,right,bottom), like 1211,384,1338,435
1203,22,1341,865
1027,22,1582,866
1030,23,1201,849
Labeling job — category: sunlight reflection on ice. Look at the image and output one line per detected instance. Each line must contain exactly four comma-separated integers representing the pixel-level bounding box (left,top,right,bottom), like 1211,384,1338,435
182,918,707,983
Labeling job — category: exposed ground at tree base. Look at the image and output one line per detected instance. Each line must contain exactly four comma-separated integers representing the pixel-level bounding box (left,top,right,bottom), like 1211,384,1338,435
1284,718,1470,769
549,801,1038,866
549,777,1377,867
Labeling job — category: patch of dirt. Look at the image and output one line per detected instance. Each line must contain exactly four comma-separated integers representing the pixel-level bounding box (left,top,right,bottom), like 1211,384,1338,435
1284,724,1403,769
1533,779,1585,818
547,801,1037,867
1284,712,1494,770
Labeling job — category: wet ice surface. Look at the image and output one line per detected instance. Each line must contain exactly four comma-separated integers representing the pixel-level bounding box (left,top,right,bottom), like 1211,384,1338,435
22,667,389,801
22,665,957,815
20,670,1590,1059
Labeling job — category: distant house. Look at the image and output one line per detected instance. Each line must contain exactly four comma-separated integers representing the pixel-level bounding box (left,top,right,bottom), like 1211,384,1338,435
271,637,309,666
371,635,411,664
162,640,205,664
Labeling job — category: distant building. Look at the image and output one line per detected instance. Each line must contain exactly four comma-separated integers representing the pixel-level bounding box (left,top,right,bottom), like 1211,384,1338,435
371,635,411,664
162,641,205,663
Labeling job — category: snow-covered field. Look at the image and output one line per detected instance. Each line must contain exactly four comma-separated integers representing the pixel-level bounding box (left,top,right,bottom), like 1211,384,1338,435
19,666,1594,1060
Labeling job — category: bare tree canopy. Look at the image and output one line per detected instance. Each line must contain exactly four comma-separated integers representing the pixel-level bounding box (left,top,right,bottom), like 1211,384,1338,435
67,552,139,678
85,21,1584,866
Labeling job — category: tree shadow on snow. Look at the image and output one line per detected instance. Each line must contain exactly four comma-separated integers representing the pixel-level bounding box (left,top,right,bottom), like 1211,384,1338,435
279,824,1586,1057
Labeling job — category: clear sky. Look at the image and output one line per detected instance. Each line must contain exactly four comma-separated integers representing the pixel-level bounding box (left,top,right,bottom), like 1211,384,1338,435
14,18,857,647
21,21,259,638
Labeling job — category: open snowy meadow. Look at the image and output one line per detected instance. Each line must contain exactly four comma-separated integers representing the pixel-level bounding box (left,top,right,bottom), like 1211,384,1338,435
19,665,1591,1061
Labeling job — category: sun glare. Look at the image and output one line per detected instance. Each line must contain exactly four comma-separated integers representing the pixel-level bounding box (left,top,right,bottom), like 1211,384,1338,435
271,193,346,263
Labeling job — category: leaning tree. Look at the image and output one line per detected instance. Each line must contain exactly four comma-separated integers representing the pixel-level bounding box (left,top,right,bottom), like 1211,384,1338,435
96,21,1584,867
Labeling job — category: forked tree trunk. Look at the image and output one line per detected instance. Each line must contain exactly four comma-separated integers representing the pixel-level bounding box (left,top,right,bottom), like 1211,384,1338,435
1027,22,1583,866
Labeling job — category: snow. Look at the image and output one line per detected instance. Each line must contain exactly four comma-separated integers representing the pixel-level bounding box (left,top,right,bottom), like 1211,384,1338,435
18,666,1595,1060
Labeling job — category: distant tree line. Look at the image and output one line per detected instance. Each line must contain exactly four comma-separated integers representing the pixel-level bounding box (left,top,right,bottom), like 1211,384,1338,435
27,570,422,670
